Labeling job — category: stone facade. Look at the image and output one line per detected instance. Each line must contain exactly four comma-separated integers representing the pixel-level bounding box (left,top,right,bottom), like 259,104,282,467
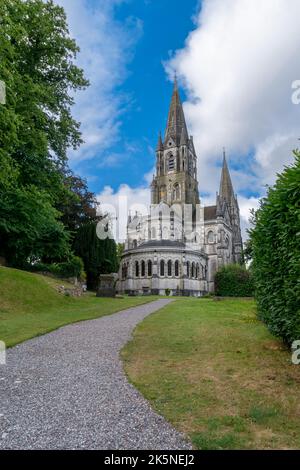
117,78,243,296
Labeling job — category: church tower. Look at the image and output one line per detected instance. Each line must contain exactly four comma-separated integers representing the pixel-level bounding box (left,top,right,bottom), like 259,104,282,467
217,151,243,263
151,77,200,209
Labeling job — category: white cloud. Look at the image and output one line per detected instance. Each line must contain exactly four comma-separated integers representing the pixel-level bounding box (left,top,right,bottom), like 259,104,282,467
238,196,260,240
55,0,143,163
167,0,300,236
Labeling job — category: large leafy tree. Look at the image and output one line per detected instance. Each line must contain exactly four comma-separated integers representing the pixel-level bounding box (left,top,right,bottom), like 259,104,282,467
249,151,300,344
0,0,90,266
0,0,88,194
0,186,70,266
57,171,100,235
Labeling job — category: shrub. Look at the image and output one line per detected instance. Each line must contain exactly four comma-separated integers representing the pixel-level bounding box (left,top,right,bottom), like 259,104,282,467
249,151,300,345
165,288,171,296
51,256,84,279
215,264,254,297
30,256,85,280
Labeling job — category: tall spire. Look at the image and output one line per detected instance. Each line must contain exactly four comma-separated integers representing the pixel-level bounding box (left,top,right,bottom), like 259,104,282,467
219,149,235,203
156,132,163,151
164,75,188,146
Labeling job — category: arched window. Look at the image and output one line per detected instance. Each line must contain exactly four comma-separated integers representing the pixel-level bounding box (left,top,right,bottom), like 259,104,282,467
168,260,172,277
207,231,214,244
141,260,145,277
133,239,137,248
187,261,190,278
168,154,175,171
135,261,139,277
160,260,165,277
196,263,199,279
151,227,156,240
148,260,152,277
175,260,179,277
173,183,180,200
123,264,128,279
191,262,195,278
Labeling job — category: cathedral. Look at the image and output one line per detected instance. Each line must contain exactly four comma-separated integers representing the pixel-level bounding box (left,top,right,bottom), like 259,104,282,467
117,78,243,296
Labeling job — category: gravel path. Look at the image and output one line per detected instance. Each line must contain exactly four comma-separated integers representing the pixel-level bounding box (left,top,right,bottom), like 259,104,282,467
0,299,191,450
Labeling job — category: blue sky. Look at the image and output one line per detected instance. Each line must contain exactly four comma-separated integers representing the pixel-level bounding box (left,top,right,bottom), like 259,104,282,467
69,0,200,194
57,0,300,239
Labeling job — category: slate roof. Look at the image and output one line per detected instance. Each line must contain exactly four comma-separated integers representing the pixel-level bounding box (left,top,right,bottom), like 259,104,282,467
204,205,217,221
139,240,186,249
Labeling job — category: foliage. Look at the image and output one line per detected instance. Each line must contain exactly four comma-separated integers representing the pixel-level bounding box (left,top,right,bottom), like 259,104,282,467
0,185,70,266
117,243,125,267
214,264,254,297
57,171,99,234
52,256,85,279
0,1,117,272
249,151,300,345
0,0,89,191
165,288,171,296
243,238,253,265
73,221,118,289
31,256,85,279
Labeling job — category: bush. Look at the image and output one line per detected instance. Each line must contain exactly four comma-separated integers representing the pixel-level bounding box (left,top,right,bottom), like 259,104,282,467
215,264,254,297
165,288,171,296
249,151,300,345
51,256,84,279
30,256,85,280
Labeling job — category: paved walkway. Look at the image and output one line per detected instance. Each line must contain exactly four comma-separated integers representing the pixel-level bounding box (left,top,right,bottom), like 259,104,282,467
0,299,191,450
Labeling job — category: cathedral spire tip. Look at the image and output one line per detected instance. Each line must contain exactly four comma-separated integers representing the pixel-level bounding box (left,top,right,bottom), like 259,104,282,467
156,131,164,151
164,72,188,145
174,72,178,91
219,150,234,203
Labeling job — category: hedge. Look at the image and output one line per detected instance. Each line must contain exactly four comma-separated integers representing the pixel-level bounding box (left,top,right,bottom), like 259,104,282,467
215,264,254,297
249,151,300,345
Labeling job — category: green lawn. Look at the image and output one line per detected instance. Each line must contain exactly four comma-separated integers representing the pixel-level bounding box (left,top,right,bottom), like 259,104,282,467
0,266,157,347
122,297,300,450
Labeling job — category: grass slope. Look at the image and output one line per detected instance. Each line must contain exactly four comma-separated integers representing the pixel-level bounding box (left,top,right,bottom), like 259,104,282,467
123,298,300,450
0,266,156,347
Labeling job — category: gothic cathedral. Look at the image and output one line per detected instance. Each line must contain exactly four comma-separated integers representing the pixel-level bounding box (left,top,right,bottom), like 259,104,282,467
118,78,243,295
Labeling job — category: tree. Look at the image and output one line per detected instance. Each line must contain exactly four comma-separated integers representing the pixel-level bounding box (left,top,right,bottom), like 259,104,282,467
73,222,118,290
117,243,125,267
249,151,300,345
0,0,89,189
243,238,253,265
0,186,70,266
57,171,99,234
0,0,89,266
